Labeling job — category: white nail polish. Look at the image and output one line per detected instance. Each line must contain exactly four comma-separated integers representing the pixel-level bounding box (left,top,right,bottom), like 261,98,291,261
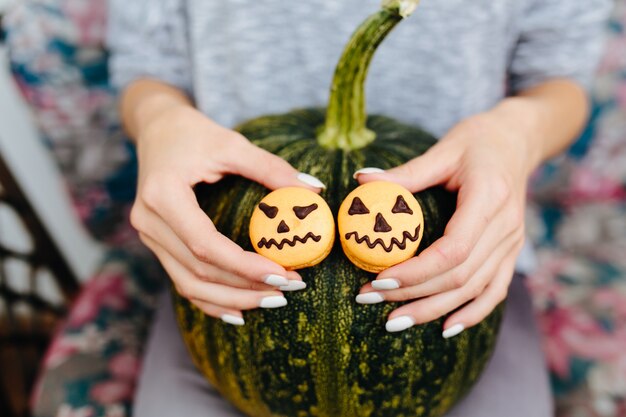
264,274,289,287
356,292,385,304
372,278,400,290
297,173,326,189
442,324,465,339
259,296,288,308
280,280,307,291
221,314,245,326
353,167,385,179
385,316,415,333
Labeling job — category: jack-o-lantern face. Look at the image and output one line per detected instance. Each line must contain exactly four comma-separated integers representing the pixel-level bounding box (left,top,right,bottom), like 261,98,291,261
338,181,424,272
249,187,335,270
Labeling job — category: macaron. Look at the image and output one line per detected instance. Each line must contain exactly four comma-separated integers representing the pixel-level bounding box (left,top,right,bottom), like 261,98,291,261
338,181,424,273
249,187,335,270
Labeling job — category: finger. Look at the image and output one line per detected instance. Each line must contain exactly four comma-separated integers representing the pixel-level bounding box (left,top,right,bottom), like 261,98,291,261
382,244,519,333
281,270,309,292
355,144,460,192
383,285,476,333
224,139,325,191
442,256,517,337
364,209,523,301
188,299,246,326
159,245,288,310
375,176,509,286
138,182,297,284
359,233,513,304
141,233,276,291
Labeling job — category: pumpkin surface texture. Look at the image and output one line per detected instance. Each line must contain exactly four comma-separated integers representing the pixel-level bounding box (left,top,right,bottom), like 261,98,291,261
173,1,504,416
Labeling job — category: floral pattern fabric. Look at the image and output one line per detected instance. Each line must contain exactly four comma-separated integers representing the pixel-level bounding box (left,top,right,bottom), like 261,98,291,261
526,1,626,412
29,250,164,417
5,0,137,245
4,0,626,416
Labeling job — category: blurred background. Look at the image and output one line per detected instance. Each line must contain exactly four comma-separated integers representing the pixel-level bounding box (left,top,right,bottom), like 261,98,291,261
0,0,624,417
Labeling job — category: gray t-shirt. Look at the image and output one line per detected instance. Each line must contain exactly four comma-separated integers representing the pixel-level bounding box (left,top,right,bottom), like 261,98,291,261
107,0,610,138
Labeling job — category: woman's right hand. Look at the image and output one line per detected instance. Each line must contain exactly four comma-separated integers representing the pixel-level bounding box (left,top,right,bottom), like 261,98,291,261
130,104,324,325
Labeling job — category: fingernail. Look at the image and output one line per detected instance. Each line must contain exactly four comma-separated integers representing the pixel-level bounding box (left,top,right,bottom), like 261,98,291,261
356,292,385,304
372,278,400,290
259,296,288,308
442,323,465,339
221,314,245,326
297,173,326,189
280,280,307,291
353,167,385,179
386,316,415,333
264,274,290,287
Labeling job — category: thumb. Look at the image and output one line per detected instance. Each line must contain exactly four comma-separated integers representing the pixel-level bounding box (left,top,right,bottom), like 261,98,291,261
226,141,326,192
356,146,458,193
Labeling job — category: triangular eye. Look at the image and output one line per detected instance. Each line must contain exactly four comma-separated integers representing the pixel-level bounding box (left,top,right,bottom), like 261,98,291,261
259,202,278,219
348,197,370,215
391,195,413,214
293,203,318,219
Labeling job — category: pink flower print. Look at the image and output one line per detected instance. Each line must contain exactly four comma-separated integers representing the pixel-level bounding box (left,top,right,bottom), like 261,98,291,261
44,336,79,369
541,307,611,378
109,352,140,381
568,168,626,202
68,273,129,328
90,380,134,405
592,288,626,319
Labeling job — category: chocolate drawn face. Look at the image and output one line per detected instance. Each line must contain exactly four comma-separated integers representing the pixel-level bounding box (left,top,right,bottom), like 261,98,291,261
249,187,335,270
338,181,424,272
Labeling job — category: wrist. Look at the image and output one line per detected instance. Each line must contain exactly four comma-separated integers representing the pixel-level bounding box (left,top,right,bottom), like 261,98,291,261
487,97,545,173
121,79,194,142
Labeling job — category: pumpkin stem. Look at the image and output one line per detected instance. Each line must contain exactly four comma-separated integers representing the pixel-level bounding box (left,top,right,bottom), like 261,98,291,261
317,0,420,151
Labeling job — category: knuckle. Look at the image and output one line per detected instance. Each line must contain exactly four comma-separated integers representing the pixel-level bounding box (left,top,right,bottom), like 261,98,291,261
189,241,213,263
129,205,146,231
495,287,508,303
439,241,470,265
137,232,149,246
140,177,164,210
449,271,469,289
508,206,524,229
175,284,193,300
490,177,511,205
191,300,217,318
454,241,471,264
222,134,250,160
466,284,482,300
191,264,211,281
516,234,526,250
227,263,249,281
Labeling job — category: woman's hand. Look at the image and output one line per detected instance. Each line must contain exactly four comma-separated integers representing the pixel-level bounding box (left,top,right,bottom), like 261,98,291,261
354,102,545,336
353,81,588,336
130,102,325,326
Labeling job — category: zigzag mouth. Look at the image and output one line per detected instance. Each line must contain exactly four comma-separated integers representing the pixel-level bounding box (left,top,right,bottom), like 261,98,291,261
258,232,322,250
345,225,421,252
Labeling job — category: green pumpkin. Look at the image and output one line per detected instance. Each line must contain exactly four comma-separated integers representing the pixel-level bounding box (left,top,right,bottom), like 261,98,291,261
174,1,504,416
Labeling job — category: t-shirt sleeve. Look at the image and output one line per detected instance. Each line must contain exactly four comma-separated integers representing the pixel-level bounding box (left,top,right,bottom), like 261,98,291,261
106,0,192,94
509,0,613,93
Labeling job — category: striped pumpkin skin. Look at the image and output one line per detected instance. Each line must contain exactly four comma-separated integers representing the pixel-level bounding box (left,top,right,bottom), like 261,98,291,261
173,108,504,417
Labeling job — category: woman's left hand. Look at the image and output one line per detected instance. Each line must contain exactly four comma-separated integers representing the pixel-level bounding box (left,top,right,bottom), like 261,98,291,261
355,107,541,337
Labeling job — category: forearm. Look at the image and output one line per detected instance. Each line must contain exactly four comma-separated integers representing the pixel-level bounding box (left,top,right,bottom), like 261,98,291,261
120,78,195,141
489,79,589,173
